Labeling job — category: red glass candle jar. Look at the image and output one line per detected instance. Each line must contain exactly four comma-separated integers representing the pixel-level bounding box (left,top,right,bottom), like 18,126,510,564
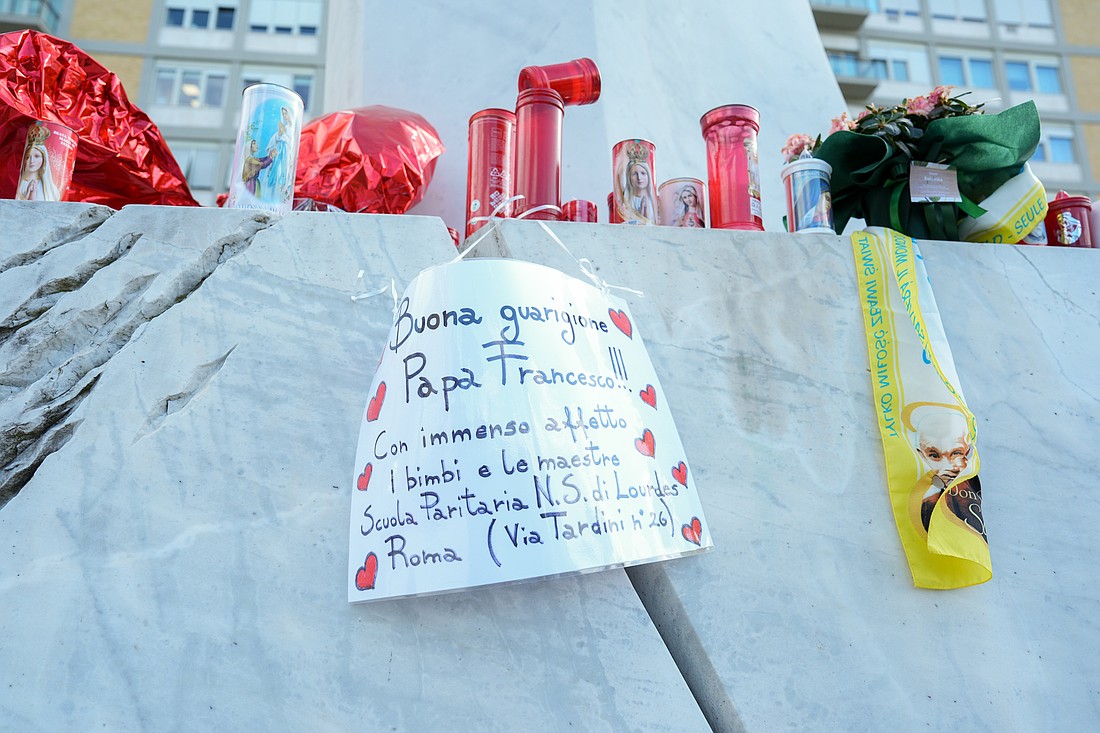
465,108,516,238
700,104,763,231
518,58,601,106
515,88,564,221
563,199,598,222
1045,190,1092,248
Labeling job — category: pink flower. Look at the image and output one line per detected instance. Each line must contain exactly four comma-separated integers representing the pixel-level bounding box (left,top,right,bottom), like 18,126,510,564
829,112,856,134
781,133,815,162
930,85,955,105
907,95,935,116
856,108,872,121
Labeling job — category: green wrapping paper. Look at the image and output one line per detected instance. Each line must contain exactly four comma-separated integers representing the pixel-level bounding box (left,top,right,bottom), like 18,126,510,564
815,102,1041,240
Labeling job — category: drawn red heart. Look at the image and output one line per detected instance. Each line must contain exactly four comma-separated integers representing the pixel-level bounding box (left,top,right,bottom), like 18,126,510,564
681,517,702,546
634,429,655,457
366,382,386,422
672,461,688,487
639,384,657,408
357,463,373,491
608,309,633,339
355,552,379,591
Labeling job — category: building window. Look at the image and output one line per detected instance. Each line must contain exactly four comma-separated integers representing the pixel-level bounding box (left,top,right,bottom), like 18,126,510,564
154,69,176,105
939,57,965,86
1049,136,1075,164
240,68,315,112
994,0,1053,28
170,143,220,191
1034,126,1076,164
216,7,235,29
1005,61,1030,90
970,59,994,88
247,0,323,36
292,75,313,110
1036,65,1062,94
1004,57,1064,94
164,3,238,31
866,42,930,83
929,0,986,22
938,51,996,89
880,0,920,19
154,66,230,109
827,52,887,80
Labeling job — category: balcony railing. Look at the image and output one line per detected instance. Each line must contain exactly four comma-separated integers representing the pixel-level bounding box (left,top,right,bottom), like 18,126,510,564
0,0,61,34
811,0,876,31
828,54,885,102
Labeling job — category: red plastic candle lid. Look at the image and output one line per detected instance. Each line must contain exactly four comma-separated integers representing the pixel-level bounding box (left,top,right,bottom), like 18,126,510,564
518,58,601,106
700,104,760,135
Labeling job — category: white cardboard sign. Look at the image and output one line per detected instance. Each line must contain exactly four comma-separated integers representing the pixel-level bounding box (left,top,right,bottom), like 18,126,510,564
348,258,712,602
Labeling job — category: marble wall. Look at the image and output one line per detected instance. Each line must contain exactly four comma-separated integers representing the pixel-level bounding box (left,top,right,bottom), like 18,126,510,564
2,201,1098,730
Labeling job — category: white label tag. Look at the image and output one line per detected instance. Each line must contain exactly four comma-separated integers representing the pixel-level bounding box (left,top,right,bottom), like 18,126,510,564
910,162,962,203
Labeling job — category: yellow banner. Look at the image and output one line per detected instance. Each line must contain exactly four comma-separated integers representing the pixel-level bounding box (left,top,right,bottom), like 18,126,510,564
958,164,1048,245
853,228,991,589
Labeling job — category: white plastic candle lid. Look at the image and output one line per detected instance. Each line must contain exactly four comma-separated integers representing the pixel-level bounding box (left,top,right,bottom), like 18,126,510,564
781,156,832,180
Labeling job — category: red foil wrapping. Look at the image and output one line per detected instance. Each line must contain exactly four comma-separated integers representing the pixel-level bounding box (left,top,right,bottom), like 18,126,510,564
295,106,445,214
0,30,198,206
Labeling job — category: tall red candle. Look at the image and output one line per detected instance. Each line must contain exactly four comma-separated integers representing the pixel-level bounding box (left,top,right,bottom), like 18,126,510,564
465,108,516,238
700,104,763,231
514,88,564,221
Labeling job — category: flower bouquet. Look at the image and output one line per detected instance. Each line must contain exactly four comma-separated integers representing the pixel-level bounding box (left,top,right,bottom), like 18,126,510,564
783,87,1043,242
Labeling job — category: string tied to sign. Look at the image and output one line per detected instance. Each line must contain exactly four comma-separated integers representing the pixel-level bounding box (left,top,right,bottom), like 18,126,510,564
459,195,644,300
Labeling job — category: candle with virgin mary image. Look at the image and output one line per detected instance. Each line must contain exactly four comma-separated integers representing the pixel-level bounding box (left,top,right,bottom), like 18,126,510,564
16,121,77,202
658,178,707,228
612,139,657,225
226,83,304,215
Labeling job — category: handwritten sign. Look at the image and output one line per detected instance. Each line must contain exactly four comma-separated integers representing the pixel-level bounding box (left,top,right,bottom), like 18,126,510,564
347,259,712,603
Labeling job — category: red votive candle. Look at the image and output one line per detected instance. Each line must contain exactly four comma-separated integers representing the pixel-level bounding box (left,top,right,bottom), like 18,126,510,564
700,104,763,231
1045,190,1092,248
515,87,564,221
563,199,598,222
465,108,516,238
518,58,601,106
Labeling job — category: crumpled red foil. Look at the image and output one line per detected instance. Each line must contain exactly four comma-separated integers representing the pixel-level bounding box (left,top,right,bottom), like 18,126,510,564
295,106,444,214
0,30,198,206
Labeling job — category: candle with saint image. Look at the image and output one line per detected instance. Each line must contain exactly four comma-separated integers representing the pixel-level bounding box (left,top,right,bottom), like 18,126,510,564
781,157,834,234
612,139,657,226
658,178,707,228
700,104,763,230
226,83,304,215
16,121,77,202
